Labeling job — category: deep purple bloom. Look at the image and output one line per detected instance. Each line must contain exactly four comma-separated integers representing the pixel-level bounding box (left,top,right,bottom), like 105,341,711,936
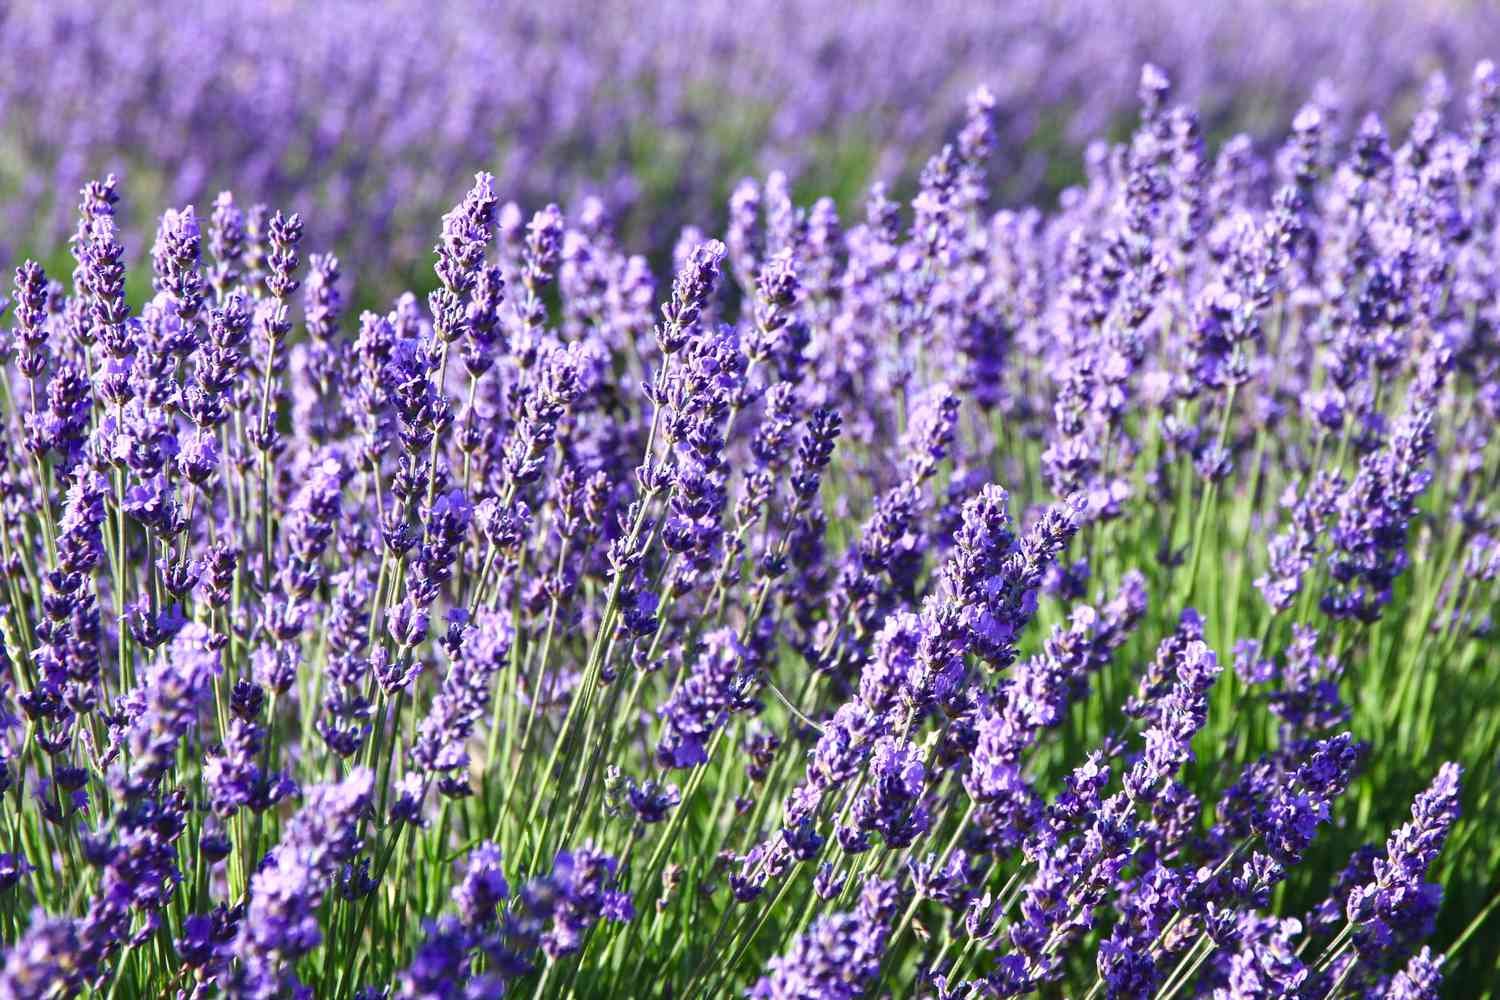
1345,763,1462,968
655,627,757,769
231,770,373,995
750,877,900,1000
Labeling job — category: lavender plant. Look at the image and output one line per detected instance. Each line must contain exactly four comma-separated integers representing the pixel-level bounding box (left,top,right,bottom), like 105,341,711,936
0,57,1497,1000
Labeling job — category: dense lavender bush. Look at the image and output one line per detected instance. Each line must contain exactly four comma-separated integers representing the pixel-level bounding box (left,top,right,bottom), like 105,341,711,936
5,1,1500,287
0,44,1498,1000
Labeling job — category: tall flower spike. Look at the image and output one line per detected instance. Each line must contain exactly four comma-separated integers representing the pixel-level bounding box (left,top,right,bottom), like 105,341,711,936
750,877,900,1000
265,210,304,301
231,769,374,995
1345,763,1462,970
655,627,756,769
657,239,725,355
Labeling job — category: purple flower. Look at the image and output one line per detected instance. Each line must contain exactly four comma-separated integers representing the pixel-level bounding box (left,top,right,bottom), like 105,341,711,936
231,770,373,994
852,736,929,848
1216,915,1309,999
0,912,88,996
1322,406,1438,623
124,623,221,793
1385,947,1444,1000
410,610,513,796
1257,472,1342,613
525,845,632,960
658,240,726,354
626,779,681,825
750,877,900,1000
396,917,486,1000
655,627,756,769
453,842,509,929
1346,763,1462,968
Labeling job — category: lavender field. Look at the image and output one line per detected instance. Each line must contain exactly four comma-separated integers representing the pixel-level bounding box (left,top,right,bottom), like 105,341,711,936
0,1,1498,997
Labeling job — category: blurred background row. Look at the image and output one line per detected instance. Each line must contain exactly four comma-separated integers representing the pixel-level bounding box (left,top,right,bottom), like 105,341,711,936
2,0,1497,293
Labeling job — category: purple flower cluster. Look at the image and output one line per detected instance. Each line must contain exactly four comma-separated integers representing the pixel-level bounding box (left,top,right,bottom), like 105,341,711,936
229,770,374,995
750,876,900,999
0,47,1491,1000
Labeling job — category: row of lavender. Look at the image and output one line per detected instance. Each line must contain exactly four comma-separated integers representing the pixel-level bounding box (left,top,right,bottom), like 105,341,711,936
4,0,1500,286
0,57,1497,998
